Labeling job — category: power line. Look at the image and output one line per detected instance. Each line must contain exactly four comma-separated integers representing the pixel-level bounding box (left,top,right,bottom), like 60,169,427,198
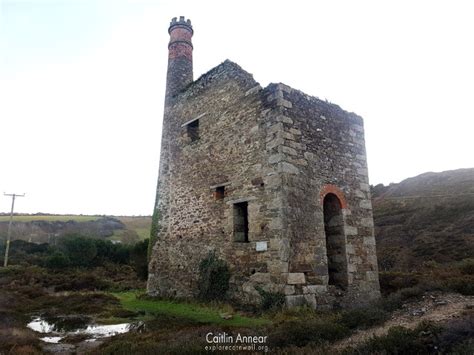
3,193,25,267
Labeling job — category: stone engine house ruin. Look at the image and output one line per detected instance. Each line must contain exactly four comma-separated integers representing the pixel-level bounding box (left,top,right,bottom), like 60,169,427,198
147,17,380,308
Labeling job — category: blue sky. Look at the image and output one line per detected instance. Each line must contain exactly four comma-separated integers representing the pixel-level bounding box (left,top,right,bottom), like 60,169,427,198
1,0,473,215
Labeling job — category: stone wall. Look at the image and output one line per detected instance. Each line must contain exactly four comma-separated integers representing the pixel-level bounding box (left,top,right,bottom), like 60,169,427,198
148,61,380,308
261,83,380,307
148,61,289,303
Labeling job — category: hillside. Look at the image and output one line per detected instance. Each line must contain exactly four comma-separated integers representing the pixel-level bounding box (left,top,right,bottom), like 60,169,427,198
372,168,474,271
0,215,151,245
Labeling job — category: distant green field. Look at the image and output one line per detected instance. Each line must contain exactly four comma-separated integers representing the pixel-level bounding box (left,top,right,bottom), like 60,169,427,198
114,216,152,241
0,214,152,244
0,215,101,223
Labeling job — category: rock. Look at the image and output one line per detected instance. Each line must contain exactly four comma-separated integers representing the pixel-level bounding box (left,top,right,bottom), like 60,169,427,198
220,313,233,320
411,308,426,316
129,321,146,333
285,295,306,308
287,273,306,285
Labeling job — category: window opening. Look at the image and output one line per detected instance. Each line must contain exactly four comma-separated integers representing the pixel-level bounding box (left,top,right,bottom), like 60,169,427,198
233,202,249,242
187,119,199,141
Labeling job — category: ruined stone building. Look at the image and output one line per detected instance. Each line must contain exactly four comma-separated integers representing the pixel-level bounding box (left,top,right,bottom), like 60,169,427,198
147,17,380,308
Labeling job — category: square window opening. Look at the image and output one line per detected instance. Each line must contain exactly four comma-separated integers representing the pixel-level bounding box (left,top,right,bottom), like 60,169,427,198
233,202,249,242
187,119,199,141
215,186,225,200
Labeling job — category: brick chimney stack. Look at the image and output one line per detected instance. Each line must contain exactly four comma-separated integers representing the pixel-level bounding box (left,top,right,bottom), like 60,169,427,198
166,16,193,102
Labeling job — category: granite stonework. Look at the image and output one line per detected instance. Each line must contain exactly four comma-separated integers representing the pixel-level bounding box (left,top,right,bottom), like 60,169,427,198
147,17,380,308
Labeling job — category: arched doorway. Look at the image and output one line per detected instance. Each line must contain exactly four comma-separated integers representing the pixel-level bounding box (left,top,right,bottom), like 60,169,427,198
323,193,348,289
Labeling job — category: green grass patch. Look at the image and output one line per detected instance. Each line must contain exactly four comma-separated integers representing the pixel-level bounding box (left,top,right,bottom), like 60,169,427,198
134,227,151,240
111,216,151,243
112,291,270,327
0,214,101,222
115,217,151,241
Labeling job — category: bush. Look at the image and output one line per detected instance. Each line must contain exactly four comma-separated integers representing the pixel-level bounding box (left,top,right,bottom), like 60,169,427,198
379,271,420,295
130,239,149,280
96,335,207,355
148,209,160,261
270,318,350,348
380,286,425,312
54,273,110,292
340,305,389,330
45,251,70,269
344,321,440,354
446,277,474,295
449,340,474,355
255,286,285,311
457,258,474,275
94,239,130,265
61,236,97,267
436,315,474,352
197,252,230,301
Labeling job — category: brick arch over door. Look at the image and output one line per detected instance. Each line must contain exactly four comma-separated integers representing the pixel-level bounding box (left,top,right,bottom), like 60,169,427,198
319,184,348,209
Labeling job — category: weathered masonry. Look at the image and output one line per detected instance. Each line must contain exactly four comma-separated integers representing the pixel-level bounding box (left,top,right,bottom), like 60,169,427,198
147,16,381,308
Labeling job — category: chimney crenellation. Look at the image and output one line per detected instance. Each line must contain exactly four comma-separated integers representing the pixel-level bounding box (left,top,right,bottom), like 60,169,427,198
169,16,192,30
165,16,194,101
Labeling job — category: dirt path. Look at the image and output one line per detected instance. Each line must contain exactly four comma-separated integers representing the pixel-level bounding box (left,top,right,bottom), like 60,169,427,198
333,292,473,351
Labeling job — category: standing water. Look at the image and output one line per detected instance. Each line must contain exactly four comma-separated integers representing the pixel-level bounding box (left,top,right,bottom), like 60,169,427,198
27,315,132,344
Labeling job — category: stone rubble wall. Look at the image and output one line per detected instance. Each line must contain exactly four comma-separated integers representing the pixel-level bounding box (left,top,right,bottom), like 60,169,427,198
262,83,380,307
148,62,288,304
148,61,380,308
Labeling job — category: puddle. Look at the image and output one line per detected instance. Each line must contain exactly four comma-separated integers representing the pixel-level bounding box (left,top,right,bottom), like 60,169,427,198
41,336,63,344
27,315,131,343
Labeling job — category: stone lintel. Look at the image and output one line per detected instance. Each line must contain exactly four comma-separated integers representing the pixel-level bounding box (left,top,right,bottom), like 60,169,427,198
226,196,257,205
209,181,231,189
180,112,207,127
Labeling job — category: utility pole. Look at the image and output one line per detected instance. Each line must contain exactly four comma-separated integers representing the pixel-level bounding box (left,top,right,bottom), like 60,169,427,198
3,193,25,267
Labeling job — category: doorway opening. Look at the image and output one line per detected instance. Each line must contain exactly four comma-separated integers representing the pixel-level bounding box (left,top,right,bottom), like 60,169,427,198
323,193,348,289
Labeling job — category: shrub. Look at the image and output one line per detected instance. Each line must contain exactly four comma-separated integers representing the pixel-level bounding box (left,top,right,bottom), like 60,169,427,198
379,271,420,295
457,258,474,275
54,273,110,292
197,252,230,301
38,292,119,315
446,277,474,295
379,285,425,312
340,305,389,330
60,236,97,267
436,315,474,352
344,321,440,354
130,239,149,280
94,239,130,265
148,208,160,261
270,318,350,348
255,286,285,311
45,251,70,269
449,340,474,355
96,336,207,355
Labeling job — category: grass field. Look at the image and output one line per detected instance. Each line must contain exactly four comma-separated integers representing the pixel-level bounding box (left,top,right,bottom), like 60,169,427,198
113,291,270,327
0,214,151,244
113,216,151,241
0,214,102,222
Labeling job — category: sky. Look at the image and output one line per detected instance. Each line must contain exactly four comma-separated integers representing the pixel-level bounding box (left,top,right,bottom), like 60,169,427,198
1,0,473,215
